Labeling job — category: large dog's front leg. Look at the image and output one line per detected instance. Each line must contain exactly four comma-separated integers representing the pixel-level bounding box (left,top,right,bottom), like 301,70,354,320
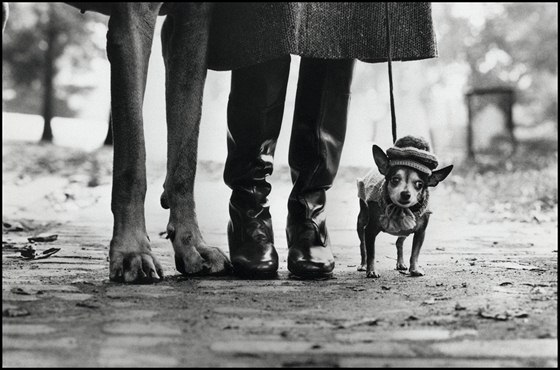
106,3,163,283
160,3,231,275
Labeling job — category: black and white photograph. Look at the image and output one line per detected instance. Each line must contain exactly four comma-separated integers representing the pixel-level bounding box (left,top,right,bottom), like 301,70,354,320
2,2,557,367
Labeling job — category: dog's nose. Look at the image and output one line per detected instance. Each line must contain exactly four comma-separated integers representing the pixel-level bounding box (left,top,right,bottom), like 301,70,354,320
400,191,411,201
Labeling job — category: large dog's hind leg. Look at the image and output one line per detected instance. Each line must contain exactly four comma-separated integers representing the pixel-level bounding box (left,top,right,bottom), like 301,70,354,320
161,3,231,275
106,3,163,283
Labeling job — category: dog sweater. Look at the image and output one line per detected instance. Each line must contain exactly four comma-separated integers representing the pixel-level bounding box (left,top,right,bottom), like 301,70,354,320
357,168,430,236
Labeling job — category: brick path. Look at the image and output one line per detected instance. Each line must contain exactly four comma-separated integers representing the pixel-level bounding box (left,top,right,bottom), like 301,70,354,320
2,164,558,367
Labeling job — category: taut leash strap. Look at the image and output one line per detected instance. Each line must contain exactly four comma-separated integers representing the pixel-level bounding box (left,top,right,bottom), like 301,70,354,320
385,2,397,144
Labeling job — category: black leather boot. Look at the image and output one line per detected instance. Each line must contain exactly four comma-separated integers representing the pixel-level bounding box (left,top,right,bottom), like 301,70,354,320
287,58,355,278
224,56,291,277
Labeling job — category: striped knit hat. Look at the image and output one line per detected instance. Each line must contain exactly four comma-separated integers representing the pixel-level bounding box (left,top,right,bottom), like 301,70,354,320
386,136,438,175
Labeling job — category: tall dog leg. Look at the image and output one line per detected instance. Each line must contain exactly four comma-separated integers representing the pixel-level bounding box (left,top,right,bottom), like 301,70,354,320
410,215,429,276
161,4,231,275
395,236,407,270
106,3,163,283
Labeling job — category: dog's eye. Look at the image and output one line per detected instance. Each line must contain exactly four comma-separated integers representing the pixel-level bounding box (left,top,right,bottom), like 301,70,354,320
390,177,400,185
414,181,424,190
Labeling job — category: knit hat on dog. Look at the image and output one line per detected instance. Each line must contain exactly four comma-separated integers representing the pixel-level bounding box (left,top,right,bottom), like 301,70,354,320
386,136,438,175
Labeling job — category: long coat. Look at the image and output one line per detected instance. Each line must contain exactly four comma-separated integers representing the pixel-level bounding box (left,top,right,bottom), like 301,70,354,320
208,2,437,71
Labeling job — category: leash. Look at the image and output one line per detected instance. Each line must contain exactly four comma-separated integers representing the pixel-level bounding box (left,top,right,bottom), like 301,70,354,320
385,2,397,144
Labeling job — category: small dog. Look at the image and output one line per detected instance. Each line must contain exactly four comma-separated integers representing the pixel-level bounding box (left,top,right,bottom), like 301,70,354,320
356,136,453,278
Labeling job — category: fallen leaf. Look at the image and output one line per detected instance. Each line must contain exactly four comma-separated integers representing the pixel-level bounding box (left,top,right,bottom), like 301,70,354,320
492,261,546,272
381,286,391,291
76,301,101,309
337,318,379,329
499,282,514,286
478,310,509,321
2,222,24,232
20,246,36,259
28,234,58,243
34,248,61,260
3,307,30,317
530,287,547,295
455,302,467,311
10,287,32,295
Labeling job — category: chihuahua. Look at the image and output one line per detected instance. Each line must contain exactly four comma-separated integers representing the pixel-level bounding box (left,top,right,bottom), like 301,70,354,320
356,136,453,278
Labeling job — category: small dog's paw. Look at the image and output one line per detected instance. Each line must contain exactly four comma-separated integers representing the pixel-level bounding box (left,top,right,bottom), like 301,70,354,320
366,270,380,278
409,267,425,276
357,264,366,272
396,262,408,271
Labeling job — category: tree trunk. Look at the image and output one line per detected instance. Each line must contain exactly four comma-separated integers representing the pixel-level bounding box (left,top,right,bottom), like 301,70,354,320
40,5,56,142
104,111,113,146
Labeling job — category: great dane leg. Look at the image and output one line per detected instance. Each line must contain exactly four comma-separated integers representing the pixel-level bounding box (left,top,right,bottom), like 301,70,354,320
161,4,231,275
106,3,163,283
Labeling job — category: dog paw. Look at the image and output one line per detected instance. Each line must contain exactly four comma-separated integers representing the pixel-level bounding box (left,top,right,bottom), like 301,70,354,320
174,246,207,275
409,267,425,276
396,262,408,271
109,237,163,283
196,245,233,275
366,270,380,278
357,264,366,271
171,226,232,275
175,246,232,275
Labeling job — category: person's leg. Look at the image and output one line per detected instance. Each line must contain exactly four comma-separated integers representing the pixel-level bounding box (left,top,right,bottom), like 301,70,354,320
287,57,355,278
224,55,291,276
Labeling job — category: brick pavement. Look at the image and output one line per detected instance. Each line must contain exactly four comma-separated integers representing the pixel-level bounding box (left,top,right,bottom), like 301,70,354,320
2,165,558,367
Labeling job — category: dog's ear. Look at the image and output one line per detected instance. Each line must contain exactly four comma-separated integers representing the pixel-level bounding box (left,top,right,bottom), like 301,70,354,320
372,144,389,175
428,165,453,187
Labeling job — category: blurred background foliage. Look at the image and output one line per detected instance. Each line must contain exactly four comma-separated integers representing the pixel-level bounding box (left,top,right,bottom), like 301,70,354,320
2,3,104,140
1,3,557,223
1,3,557,145
435,2,557,128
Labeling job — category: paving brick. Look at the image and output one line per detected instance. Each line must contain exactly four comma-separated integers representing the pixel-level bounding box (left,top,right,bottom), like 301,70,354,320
431,339,558,359
106,285,176,299
2,324,56,335
98,347,179,367
223,317,335,329
3,284,81,293
104,336,180,348
336,328,479,342
2,350,62,367
109,309,158,321
47,292,93,301
29,263,105,270
340,358,528,367
2,292,38,302
2,337,78,350
210,340,417,357
102,322,182,336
